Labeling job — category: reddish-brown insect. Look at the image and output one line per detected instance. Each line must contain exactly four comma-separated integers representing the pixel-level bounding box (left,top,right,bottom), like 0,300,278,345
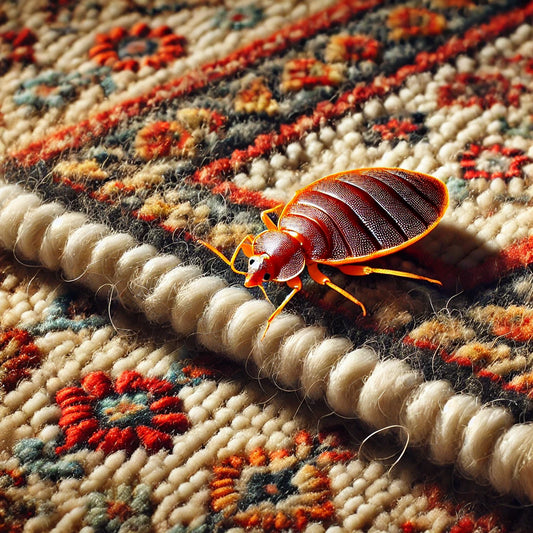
200,168,449,337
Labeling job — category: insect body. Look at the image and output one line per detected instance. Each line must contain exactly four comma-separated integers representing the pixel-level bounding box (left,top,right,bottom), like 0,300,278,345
200,168,449,337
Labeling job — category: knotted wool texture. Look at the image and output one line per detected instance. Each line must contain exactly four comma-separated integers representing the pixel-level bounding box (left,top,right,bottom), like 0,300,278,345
1,0,533,531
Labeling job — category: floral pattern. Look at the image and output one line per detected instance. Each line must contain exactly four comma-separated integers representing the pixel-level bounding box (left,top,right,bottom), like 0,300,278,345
85,484,152,533
135,121,195,160
438,72,526,109
387,7,447,40
26,292,108,336
14,68,115,111
234,78,279,115
55,370,190,455
325,34,381,63
0,329,41,394
281,58,345,92
213,6,263,31
364,113,426,146
460,143,532,180
0,28,36,74
208,430,353,531
2,1,533,531
89,23,186,72
14,438,84,481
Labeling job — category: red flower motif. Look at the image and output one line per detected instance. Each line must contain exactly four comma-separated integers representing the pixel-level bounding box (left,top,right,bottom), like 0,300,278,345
89,22,186,72
387,7,447,40
0,28,37,74
460,144,532,180
0,467,26,487
438,72,526,109
55,370,189,455
234,78,278,115
176,108,227,135
402,483,507,532
325,34,381,63
373,117,420,141
135,121,195,160
363,113,426,147
281,58,345,92
473,305,533,343
0,329,42,393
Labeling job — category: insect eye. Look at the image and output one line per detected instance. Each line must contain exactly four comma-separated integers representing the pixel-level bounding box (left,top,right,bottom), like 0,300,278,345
263,273,271,281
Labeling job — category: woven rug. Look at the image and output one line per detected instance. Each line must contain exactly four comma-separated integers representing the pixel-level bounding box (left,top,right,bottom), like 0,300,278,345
1,0,533,531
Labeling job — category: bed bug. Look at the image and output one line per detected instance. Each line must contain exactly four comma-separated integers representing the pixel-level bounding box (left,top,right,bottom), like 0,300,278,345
200,168,449,338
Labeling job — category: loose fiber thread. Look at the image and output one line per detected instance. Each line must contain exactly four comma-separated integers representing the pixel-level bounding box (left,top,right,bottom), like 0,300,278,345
2,180,533,502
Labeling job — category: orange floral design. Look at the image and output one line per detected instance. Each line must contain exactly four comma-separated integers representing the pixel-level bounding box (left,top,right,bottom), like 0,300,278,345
176,107,227,136
387,7,447,40
325,34,381,63
89,22,186,72
209,429,352,531
281,58,345,92
473,305,533,343
235,78,278,115
135,121,195,160
509,372,533,397
0,28,37,74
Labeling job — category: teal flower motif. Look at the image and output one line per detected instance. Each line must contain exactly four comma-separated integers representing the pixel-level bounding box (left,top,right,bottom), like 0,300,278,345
13,438,84,481
24,293,108,336
14,71,75,109
14,68,115,111
214,6,263,31
445,176,469,203
500,116,533,139
85,484,152,533
165,356,220,388
96,392,153,428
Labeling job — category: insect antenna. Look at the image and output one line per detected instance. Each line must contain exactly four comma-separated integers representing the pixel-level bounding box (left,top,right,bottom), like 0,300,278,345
258,284,272,305
198,238,250,276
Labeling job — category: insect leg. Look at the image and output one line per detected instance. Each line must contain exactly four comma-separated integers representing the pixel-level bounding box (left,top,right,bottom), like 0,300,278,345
338,264,442,285
261,276,302,340
307,262,367,316
260,204,284,230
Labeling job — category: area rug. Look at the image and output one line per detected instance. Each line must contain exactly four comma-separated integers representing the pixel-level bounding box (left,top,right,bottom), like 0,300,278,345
1,0,533,531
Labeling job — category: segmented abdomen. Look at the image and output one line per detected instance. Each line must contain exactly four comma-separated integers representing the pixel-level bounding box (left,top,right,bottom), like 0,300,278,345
279,168,448,263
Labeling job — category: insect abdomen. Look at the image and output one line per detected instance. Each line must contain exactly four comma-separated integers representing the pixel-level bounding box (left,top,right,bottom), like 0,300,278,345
279,168,448,263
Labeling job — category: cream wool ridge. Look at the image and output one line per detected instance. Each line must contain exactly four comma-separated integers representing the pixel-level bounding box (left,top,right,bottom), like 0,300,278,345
2,0,533,530
1,179,533,505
